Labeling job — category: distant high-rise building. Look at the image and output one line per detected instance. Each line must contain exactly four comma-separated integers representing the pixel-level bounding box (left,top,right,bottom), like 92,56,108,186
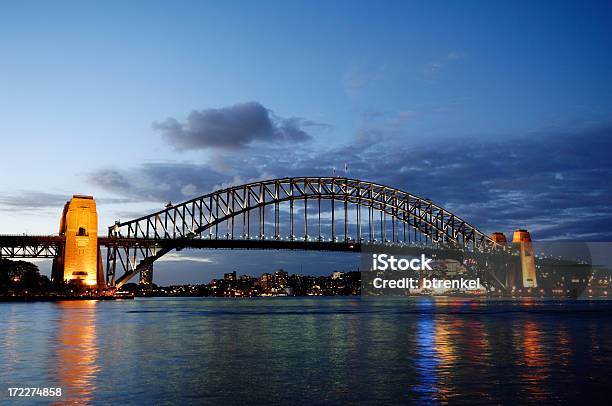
224,271,237,281
140,264,153,291
260,273,273,292
332,271,344,280
274,269,289,287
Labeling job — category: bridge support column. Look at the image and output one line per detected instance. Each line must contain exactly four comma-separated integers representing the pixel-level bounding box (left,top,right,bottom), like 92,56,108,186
490,232,507,244
512,229,537,288
486,232,513,292
52,195,104,289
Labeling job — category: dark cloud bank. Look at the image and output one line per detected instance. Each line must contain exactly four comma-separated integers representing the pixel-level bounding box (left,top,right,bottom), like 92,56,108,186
0,191,128,212
87,102,612,241
153,102,317,150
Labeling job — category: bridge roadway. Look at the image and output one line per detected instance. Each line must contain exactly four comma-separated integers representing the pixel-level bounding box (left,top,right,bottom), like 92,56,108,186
0,234,478,258
0,234,368,259
0,234,64,258
0,233,510,291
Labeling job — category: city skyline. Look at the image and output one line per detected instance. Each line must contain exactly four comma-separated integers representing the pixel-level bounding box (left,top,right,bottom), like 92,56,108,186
1,1,611,283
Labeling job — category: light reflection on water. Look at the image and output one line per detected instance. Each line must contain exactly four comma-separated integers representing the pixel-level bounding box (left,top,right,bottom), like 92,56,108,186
0,297,610,405
52,301,99,404
520,319,548,401
413,315,438,401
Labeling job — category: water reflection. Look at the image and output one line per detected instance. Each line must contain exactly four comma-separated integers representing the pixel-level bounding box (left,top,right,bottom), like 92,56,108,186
2,306,19,376
0,298,610,404
411,301,495,403
519,318,550,401
435,317,460,402
53,301,99,404
413,314,438,401
557,326,572,370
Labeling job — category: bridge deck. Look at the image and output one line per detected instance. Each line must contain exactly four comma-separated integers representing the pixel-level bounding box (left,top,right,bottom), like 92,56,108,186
0,235,64,258
0,233,466,258
0,234,365,258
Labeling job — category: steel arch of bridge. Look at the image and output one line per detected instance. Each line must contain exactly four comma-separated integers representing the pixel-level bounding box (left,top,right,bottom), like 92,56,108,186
106,177,504,288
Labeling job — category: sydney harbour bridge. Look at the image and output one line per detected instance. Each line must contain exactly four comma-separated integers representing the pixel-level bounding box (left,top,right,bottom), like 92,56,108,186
0,177,545,294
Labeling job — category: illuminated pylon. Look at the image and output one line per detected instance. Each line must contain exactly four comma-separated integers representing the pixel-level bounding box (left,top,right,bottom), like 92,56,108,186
512,229,537,288
52,195,104,288
490,232,508,244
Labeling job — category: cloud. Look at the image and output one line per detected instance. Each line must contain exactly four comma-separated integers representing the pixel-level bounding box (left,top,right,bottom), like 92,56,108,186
90,169,131,193
88,163,229,202
153,102,316,150
0,191,128,212
89,121,612,241
0,192,70,211
180,183,197,197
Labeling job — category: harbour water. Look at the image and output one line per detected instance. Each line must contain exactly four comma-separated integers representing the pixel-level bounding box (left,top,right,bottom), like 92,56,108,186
1,297,611,404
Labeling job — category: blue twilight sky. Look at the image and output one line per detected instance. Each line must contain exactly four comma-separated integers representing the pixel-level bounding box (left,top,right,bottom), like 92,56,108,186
1,1,611,283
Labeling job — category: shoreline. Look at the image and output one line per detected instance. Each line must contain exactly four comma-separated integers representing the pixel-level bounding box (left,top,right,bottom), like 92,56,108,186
0,295,121,302
3,295,608,302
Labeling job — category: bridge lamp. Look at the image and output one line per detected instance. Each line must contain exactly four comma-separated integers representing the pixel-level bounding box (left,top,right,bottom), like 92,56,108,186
84,279,98,286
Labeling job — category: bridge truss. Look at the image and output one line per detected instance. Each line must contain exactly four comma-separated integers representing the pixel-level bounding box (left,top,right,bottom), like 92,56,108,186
106,177,505,288
0,235,63,259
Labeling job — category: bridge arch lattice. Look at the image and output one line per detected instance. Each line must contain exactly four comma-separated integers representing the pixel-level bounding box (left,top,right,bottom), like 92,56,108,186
106,177,502,288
